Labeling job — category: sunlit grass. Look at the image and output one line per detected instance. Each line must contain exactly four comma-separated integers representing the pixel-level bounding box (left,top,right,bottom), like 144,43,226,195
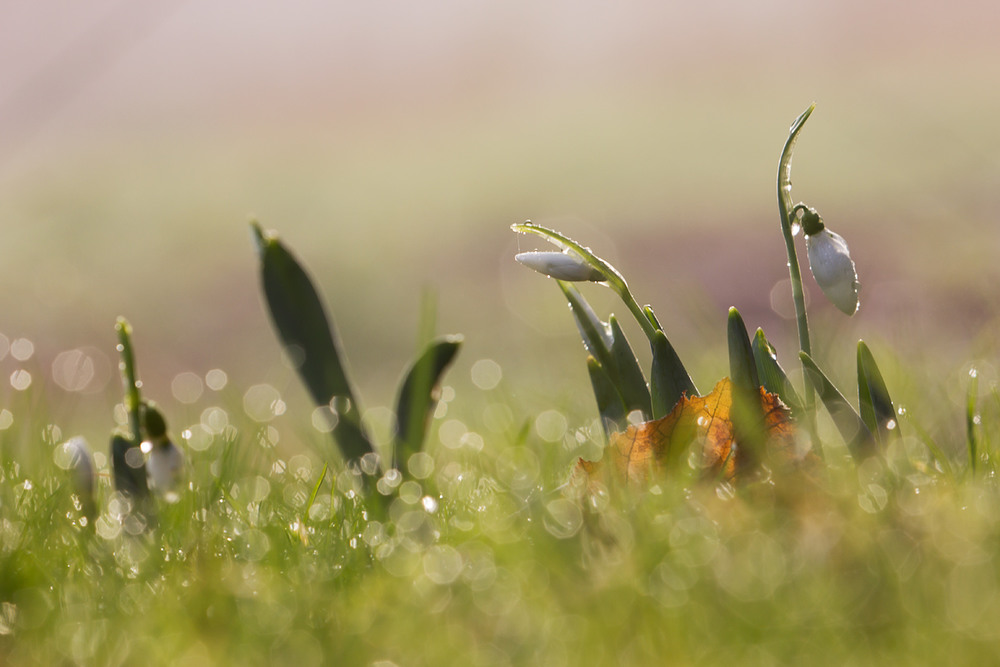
4,95,1000,666
3,363,1000,665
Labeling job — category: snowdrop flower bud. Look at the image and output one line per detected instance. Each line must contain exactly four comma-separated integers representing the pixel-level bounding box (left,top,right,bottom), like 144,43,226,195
143,437,184,502
799,205,859,316
141,403,184,502
514,251,604,282
63,436,96,522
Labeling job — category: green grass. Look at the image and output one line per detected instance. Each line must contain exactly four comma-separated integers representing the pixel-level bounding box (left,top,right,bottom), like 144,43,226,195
4,79,1000,664
3,365,1000,666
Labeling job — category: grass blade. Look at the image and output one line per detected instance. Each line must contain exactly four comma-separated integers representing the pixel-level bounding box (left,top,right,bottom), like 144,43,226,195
251,222,373,462
967,370,979,475
903,415,955,480
857,341,899,446
800,351,876,461
394,336,463,467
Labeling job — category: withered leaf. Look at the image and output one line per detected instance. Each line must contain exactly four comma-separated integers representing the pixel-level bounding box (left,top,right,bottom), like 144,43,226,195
583,378,799,485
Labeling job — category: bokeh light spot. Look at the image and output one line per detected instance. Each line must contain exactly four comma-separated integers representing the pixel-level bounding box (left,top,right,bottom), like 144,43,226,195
243,384,284,422
423,545,463,585
200,407,230,434
10,338,34,361
470,359,502,390
311,406,338,433
51,349,96,392
171,372,204,404
535,410,567,442
205,368,228,391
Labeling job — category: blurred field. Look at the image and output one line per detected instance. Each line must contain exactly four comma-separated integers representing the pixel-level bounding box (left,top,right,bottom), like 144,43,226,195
7,4,1000,665
2,0,1000,449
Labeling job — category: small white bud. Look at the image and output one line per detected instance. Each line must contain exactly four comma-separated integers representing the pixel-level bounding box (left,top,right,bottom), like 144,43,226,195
145,438,185,502
806,228,859,315
514,251,603,282
63,436,96,519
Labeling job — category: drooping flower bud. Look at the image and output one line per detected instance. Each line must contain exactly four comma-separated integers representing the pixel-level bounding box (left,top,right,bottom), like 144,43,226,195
799,205,859,315
143,438,185,502
140,402,184,502
514,251,604,282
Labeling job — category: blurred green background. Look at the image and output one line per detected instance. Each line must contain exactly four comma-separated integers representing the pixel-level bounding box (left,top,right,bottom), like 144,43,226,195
2,0,1000,443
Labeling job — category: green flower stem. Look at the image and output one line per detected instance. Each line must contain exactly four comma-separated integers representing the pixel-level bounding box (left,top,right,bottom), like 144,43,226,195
777,104,815,362
511,222,659,342
777,105,818,428
115,317,142,442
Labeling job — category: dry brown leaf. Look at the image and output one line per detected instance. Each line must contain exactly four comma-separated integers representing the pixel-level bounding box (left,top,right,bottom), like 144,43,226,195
581,377,800,486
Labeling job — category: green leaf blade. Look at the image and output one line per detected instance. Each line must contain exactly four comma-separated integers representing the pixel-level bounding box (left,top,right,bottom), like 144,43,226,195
727,307,765,467
857,341,899,447
752,328,802,414
727,307,760,396
650,330,697,419
394,336,463,467
251,222,373,461
587,357,628,437
800,351,876,461
608,315,652,419
559,283,650,420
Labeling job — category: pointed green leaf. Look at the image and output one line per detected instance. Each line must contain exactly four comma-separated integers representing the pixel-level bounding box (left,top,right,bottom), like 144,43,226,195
608,315,652,418
559,282,613,361
727,308,760,396
587,357,628,437
857,341,899,447
752,328,802,413
559,283,649,419
394,336,463,466
800,351,876,461
650,330,697,419
727,307,765,467
643,305,662,332
251,222,373,462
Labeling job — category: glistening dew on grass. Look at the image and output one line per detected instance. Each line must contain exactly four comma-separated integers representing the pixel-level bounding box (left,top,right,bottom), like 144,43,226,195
3,105,1000,665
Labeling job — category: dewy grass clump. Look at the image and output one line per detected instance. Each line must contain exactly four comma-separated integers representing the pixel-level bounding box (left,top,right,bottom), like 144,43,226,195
3,105,1000,665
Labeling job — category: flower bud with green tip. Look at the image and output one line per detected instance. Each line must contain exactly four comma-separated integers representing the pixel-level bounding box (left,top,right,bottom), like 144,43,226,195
798,204,859,315
140,402,184,502
514,250,605,282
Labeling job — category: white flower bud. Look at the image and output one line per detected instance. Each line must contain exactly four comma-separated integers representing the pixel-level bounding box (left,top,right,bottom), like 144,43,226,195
63,436,96,520
144,438,184,502
806,228,859,315
514,251,604,282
